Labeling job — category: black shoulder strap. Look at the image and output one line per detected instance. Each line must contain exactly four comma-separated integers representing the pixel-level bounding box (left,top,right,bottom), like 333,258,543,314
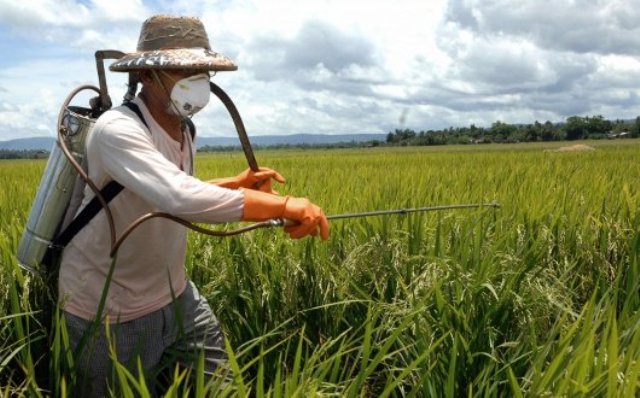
53,181,124,247
123,101,150,131
185,118,196,140
123,101,196,139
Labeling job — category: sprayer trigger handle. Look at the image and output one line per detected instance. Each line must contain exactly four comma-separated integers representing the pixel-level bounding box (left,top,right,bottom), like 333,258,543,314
272,218,297,227
283,218,298,227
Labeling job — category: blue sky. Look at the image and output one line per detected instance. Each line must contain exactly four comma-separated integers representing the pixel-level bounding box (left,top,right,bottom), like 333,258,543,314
1,0,640,141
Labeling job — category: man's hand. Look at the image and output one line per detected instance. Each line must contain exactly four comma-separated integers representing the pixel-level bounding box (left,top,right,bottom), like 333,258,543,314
241,190,330,240
281,197,330,240
209,167,285,194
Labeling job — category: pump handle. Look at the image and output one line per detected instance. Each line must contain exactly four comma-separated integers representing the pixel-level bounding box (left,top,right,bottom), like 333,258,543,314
209,82,260,172
92,50,126,112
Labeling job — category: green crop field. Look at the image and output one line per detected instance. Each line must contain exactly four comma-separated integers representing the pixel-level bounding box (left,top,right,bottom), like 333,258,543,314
1,140,640,396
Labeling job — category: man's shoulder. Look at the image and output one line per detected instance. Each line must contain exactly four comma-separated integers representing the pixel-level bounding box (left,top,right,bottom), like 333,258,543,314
95,105,137,125
87,107,152,154
94,106,148,136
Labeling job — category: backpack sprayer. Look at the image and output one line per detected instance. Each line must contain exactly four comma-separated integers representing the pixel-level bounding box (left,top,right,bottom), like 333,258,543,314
17,50,500,274
17,51,128,273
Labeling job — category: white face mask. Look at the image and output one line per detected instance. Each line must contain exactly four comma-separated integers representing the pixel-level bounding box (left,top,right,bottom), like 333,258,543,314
165,73,211,117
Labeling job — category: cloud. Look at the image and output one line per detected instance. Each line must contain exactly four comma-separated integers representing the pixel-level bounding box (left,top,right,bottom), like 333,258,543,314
0,0,146,27
1,0,640,142
436,30,599,95
244,21,378,90
3,1,374,140
0,100,58,139
420,0,640,125
0,0,89,28
445,0,640,56
0,0,146,50
283,21,376,73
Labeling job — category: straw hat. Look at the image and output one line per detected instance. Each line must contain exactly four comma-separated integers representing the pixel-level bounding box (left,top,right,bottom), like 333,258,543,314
110,15,237,72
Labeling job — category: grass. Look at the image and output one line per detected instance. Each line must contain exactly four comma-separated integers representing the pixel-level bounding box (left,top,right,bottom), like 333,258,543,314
1,139,639,396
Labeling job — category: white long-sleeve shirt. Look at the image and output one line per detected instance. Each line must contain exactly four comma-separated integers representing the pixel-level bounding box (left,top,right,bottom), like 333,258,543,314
58,96,244,322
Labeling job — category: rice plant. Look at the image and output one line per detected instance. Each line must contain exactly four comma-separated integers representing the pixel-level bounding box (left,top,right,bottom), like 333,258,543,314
1,140,639,396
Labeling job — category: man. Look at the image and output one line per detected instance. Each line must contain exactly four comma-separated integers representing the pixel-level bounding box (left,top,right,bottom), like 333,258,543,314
58,14,329,396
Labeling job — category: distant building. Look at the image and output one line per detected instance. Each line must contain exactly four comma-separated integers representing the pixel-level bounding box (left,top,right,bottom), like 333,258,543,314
607,131,630,139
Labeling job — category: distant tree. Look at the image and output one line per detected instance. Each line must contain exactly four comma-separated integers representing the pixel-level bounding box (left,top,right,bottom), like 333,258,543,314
386,132,396,144
538,121,556,141
564,116,587,140
0,149,50,159
380,113,636,148
490,121,518,141
468,124,481,139
524,121,540,141
584,115,612,137
631,117,640,138
399,129,416,141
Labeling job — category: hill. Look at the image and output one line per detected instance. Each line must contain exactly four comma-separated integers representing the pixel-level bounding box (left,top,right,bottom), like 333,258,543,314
0,137,57,151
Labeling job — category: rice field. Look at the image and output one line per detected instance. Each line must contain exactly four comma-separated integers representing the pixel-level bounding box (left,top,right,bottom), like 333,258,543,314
1,140,639,396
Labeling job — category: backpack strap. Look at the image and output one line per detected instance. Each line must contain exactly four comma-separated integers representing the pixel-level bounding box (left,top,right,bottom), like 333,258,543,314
43,180,123,280
123,101,151,131
52,102,197,249
123,101,197,139
185,117,196,140
52,181,124,248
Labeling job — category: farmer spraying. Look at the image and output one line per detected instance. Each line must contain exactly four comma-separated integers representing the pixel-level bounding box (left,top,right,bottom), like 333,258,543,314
57,14,329,395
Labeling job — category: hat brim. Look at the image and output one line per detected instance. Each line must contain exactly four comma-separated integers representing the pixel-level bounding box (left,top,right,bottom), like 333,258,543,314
109,48,237,72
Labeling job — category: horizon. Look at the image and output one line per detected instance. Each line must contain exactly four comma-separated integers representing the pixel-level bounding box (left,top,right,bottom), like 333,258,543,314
2,112,639,145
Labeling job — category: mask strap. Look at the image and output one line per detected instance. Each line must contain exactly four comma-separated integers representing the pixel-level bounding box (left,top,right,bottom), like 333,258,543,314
152,70,187,120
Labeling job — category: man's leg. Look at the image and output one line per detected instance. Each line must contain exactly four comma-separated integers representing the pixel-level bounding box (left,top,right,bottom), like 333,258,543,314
64,309,168,397
157,281,231,390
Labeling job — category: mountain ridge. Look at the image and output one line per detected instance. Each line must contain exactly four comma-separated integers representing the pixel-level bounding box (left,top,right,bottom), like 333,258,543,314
0,133,387,151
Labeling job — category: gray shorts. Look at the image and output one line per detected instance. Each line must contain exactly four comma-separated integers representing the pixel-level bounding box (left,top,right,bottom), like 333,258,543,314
64,280,229,397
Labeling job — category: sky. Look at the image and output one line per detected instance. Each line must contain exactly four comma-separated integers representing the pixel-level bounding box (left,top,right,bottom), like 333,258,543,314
1,0,640,140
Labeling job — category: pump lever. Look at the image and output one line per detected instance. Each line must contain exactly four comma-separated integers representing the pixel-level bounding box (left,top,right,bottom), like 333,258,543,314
209,82,260,173
92,50,126,113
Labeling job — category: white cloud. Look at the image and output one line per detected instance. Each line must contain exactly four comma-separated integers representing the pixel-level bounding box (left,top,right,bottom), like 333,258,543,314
90,0,148,23
0,0,91,28
1,0,640,141
445,0,640,55
0,0,145,27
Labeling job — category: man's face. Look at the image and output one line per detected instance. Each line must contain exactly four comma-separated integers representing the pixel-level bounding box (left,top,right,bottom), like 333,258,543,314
155,69,211,117
143,69,211,116
141,69,209,94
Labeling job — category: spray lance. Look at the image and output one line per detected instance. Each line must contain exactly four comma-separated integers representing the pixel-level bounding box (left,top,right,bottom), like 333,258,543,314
17,49,500,273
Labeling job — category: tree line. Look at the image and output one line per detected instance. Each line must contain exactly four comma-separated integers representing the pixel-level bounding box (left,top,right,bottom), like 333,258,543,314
0,150,49,160
386,115,640,146
2,114,638,159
